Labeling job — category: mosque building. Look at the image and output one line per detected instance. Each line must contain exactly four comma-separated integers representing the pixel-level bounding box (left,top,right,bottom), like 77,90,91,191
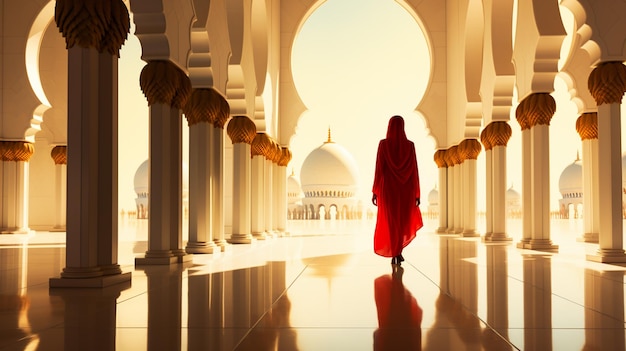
133,159,190,219
2,1,626,348
299,130,361,220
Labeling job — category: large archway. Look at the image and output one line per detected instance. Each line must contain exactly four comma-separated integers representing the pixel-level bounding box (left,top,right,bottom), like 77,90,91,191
288,0,437,206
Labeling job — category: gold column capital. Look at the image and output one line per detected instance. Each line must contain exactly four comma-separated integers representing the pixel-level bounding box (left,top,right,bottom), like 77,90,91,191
434,149,448,168
140,60,191,109
227,116,257,144
487,121,512,147
0,141,34,162
519,93,556,128
51,145,68,165
588,61,626,106
279,147,293,167
184,88,227,127
55,0,129,56
459,139,482,161
448,145,462,165
575,112,598,140
251,133,273,158
480,127,493,151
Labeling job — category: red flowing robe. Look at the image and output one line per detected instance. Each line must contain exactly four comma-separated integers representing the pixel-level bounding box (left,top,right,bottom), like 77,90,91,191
372,116,423,257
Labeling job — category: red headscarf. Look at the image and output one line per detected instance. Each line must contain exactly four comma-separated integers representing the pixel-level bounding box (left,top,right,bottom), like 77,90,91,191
372,116,423,257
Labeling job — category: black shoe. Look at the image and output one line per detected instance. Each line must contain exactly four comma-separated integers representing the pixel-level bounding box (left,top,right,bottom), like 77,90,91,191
391,256,397,265
394,255,402,266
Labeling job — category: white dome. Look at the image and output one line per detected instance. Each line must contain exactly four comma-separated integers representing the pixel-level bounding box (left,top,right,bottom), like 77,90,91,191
300,140,360,193
288,173,303,200
428,187,438,205
134,159,189,196
134,160,149,194
559,158,582,196
506,185,520,201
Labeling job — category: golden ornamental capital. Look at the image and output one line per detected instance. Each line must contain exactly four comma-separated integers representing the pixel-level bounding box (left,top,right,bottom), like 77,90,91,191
515,103,530,131
588,62,626,106
521,93,556,128
488,121,512,147
184,88,225,126
480,128,493,151
227,116,257,144
459,139,482,160
279,147,293,167
251,133,272,158
50,145,67,165
55,0,129,56
433,149,447,168
576,112,598,140
140,60,191,108
448,145,462,165
0,141,35,162
268,139,282,163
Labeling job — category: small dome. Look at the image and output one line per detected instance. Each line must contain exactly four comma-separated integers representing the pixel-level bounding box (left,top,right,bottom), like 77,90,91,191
506,185,520,201
559,156,582,196
428,186,438,205
134,160,149,194
288,172,303,200
134,159,189,196
300,137,360,193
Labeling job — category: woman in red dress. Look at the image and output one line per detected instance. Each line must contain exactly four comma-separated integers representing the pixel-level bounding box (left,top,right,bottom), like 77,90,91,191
372,115,423,265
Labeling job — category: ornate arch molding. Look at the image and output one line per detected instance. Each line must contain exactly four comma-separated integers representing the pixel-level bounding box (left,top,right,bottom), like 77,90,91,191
557,2,596,114
130,0,194,68
279,0,442,147
571,0,626,64
513,0,566,100
464,0,485,139
22,1,57,142
188,0,214,88
481,0,515,124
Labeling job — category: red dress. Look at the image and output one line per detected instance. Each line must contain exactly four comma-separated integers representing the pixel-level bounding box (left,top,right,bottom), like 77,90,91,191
372,116,423,257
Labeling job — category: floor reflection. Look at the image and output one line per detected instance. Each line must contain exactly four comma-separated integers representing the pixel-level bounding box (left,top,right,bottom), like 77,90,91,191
373,266,422,351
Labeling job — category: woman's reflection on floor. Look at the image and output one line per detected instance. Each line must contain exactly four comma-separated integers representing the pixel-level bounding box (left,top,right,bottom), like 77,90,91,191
374,266,422,350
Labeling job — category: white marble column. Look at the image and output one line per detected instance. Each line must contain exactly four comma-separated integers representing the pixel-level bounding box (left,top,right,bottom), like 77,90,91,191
488,122,512,241
211,123,231,250
517,114,532,249
446,148,456,233
250,133,270,240
276,147,291,236
452,146,463,233
481,130,493,241
576,112,599,243
51,146,67,231
264,156,275,237
434,150,448,233
51,23,131,286
226,116,256,244
587,62,626,263
460,139,481,237
0,141,33,234
136,60,192,265
184,88,226,254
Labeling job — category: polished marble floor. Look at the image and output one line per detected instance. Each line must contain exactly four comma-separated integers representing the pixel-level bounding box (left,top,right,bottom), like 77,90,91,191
1,218,625,350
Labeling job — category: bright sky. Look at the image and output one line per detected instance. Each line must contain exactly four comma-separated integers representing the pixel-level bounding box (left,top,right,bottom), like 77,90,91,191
117,0,626,214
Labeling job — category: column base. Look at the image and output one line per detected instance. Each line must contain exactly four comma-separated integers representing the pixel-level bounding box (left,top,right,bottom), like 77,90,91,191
522,239,559,253
252,232,268,240
136,250,178,265
0,228,31,234
436,227,448,234
185,241,219,254
516,238,530,249
461,230,479,237
214,239,232,252
587,249,626,264
50,272,131,288
99,264,123,276
228,234,257,244
171,249,193,263
50,226,67,232
577,233,599,243
484,233,512,242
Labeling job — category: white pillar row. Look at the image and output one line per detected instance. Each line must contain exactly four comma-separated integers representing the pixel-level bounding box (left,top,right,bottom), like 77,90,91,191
0,141,33,234
272,161,281,235
459,139,481,237
136,60,192,265
226,115,257,244
480,129,493,241
445,148,456,233
51,0,132,286
50,146,67,231
184,88,223,254
264,148,275,238
433,150,448,233
486,121,513,242
516,110,532,249
576,112,599,243
451,145,463,233
211,114,231,250
587,62,626,263
526,93,558,252
276,147,292,236
250,133,271,240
